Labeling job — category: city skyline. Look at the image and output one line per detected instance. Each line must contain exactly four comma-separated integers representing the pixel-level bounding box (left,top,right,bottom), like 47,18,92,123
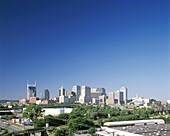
0,0,169,100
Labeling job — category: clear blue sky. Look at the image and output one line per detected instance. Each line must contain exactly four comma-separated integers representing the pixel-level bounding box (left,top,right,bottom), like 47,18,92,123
0,0,169,100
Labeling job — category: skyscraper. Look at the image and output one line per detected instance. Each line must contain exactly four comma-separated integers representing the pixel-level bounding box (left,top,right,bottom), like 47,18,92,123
59,86,65,96
106,92,115,105
96,88,106,95
27,81,36,100
59,86,69,103
72,85,81,101
79,86,91,103
43,89,50,100
120,87,128,104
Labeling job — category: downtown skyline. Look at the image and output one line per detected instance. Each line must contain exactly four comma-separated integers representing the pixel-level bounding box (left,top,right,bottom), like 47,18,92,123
0,0,169,100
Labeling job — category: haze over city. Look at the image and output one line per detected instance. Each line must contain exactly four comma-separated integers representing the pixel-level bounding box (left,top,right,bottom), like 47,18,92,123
0,0,169,101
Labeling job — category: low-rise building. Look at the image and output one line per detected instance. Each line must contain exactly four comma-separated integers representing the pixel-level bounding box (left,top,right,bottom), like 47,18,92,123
128,94,150,107
19,98,28,104
96,119,166,136
43,108,72,116
29,97,39,104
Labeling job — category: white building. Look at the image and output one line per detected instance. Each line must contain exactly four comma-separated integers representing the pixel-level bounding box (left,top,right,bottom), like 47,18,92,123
96,119,165,136
79,86,91,103
43,108,72,116
59,95,69,103
96,127,142,136
129,94,150,107
59,86,69,103
167,100,170,104
92,98,99,104
99,95,106,105
104,119,165,127
106,87,127,105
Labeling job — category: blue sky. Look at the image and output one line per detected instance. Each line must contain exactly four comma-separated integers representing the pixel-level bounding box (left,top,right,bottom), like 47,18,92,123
0,0,169,100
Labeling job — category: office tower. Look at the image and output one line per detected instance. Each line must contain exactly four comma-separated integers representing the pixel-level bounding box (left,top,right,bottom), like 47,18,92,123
96,88,106,95
40,93,43,100
91,88,106,103
65,91,76,103
43,89,50,100
114,90,121,104
72,85,81,101
59,86,69,103
59,86,65,96
106,92,115,105
91,88,97,93
27,81,36,100
79,86,91,103
120,87,127,104
99,95,106,105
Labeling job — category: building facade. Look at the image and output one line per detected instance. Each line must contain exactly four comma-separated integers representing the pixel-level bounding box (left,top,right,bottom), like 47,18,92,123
79,86,91,103
72,85,81,101
27,81,36,100
59,86,65,96
43,89,50,100
120,86,127,104
106,87,128,105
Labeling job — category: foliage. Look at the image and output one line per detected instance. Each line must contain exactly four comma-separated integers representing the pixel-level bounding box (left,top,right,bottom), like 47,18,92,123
0,129,8,135
156,117,170,123
0,104,5,108
68,117,94,133
57,113,69,120
34,118,46,127
45,115,65,126
88,127,95,134
23,104,44,127
98,119,103,127
52,127,68,136
6,115,16,120
150,99,156,103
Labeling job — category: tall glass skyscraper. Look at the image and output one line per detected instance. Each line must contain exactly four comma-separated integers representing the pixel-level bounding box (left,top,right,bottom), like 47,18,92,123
27,81,36,100
43,89,50,100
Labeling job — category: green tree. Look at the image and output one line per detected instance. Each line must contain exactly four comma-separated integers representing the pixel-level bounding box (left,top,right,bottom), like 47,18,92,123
45,115,65,126
9,115,16,120
34,118,46,127
88,127,95,135
57,113,69,120
52,127,68,136
23,104,44,128
68,117,94,133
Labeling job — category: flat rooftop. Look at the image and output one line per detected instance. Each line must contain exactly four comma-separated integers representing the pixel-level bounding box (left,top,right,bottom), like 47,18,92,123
114,123,170,136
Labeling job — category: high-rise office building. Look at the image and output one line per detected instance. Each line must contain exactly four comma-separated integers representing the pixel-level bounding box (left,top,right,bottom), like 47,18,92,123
59,86,69,103
120,87,127,104
72,85,81,101
59,86,65,96
27,81,36,100
106,92,115,105
65,91,76,103
79,86,91,103
114,90,124,105
43,89,50,100
96,88,106,95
